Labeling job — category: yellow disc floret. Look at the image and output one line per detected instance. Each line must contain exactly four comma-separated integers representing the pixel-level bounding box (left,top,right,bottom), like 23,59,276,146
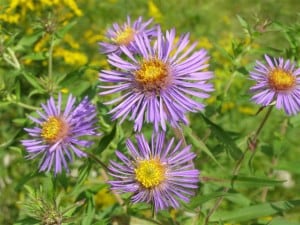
268,68,296,91
113,27,135,46
41,116,68,143
135,159,166,188
134,58,170,91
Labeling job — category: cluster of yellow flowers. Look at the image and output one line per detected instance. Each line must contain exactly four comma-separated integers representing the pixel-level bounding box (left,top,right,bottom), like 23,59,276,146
54,47,88,66
0,0,82,24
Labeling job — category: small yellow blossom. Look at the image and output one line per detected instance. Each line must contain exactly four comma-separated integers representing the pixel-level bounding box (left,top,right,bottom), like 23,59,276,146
64,34,80,49
238,106,256,115
54,47,88,66
259,216,273,222
84,30,105,45
23,59,33,65
34,36,50,53
8,0,35,12
94,187,116,208
222,15,230,25
40,0,60,6
63,0,83,17
221,102,235,113
0,13,20,24
206,96,216,105
60,88,69,94
170,209,178,220
148,0,162,21
197,37,213,49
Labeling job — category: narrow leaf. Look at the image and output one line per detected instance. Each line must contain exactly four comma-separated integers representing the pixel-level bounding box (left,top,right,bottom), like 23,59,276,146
201,114,243,159
211,200,300,222
184,126,222,168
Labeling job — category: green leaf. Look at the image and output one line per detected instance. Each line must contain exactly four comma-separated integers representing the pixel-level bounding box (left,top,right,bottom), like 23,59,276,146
92,220,109,225
276,161,300,174
22,52,48,61
95,124,117,154
189,191,251,208
236,15,248,29
231,175,284,188
77,163,92,187
13,217,40,225
268,218,300,225
81,193,95,225
16,31,43,50
15,172,44,192
184,126,222,168
201,114,243,159
211,200,300,222
130,216,158,225
22,72,44,91
55,20,77,39
189,192,229,207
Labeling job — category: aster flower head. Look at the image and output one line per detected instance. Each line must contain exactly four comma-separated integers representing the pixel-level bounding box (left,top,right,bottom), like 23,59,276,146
108,132,199,212
99,16,157,55
250,55,300,115
21,93,99,174
99,27,214,131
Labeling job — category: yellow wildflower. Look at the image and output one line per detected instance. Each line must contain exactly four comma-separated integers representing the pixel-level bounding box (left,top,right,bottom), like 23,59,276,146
206,96,216,105
148,0,162,21
54,47,88,66
60,88,69,94
238,106,256,115
197,37,213,49
64,34,80,49
221,102,235,113
84,30,105,45
259,216,273,222
63,0,83,17
7,0,35,12
222,15,230,25
94,187,116,208
170,209,178,220
34,35,50,53
40,0,60,6
0,13,20,23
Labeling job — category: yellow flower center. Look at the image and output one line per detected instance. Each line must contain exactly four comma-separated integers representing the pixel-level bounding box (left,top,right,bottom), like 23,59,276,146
134,58,170,92
268,68,296,91
114,27,135,45
41,116,69,143
135,159,166,188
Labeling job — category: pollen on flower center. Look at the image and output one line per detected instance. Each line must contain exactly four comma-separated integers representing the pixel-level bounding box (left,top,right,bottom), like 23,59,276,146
268,68,296,91
135,159,166,188
41,116,69,143
134,59,170,91
114,27,135,45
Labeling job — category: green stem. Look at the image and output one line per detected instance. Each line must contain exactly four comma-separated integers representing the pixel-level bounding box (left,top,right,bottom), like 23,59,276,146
84,151,109,171
202,105,274,225
252,105,274,144
9,48,21,70
172,126,187,147
48,34,54,80
12,101,40,110
3,48,21,70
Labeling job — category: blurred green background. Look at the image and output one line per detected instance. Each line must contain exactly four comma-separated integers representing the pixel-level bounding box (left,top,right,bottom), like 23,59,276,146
1,0,300,224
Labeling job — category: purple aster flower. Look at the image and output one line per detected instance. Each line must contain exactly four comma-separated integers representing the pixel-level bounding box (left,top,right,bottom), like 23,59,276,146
21,93,99,174
99,27,214,131
99,16,157,55
250,55,300,115
108,132,199,212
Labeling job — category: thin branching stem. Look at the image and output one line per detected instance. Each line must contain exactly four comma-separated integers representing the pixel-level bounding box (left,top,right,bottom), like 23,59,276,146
203,105,274,225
